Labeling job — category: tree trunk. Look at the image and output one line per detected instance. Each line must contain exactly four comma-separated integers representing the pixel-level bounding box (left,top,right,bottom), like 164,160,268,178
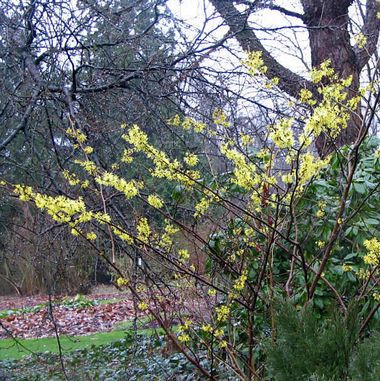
302,0,361,156
210,0,380,157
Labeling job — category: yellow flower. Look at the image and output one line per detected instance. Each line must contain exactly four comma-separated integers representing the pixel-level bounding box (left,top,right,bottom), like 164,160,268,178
215,305,230,322
194,197,211,218
96,172,142,199
167,114,181,127
178,249,190,261
363,238,380,266
66,127,87,143
121,149,134,164
240,135,254,146
269,118,294,149
137,218,151,244
310,60,334,83
138,302,149,311
147,194,164,209
184,152,198,167
212,109,230,127
353,33,367,49
116,277,128,287
244,51,267,75
14,184,34,201
207,289,216,296
357,268,370,280
71,228,80,236
342,264,353,272
316,241,325,249
219,340,228,349
83,146,94,154
75,159,97,174
178,333,190,343
233,270,248,291
86,232,97,241
165,223,179,235
179,319,192,331
202,324,213,333
316,210,325,218
299,88,316,105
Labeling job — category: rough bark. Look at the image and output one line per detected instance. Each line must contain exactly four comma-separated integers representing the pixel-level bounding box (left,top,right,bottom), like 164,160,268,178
210,0,380,157
301,0,360,156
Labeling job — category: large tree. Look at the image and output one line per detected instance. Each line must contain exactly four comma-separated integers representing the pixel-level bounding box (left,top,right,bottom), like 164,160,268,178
209,0,380,156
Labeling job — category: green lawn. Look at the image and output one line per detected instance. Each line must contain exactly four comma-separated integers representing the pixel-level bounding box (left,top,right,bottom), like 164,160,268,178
0,330,129,360
0,315,163,361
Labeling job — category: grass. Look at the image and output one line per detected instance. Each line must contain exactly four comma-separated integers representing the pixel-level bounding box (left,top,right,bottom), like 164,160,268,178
0,331,127,361
0,322,165,361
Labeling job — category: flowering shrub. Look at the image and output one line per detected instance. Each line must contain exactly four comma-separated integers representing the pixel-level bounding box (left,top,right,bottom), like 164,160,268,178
1,58,379,379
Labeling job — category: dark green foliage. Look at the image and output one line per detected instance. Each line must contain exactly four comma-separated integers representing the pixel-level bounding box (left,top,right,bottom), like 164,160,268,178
350,332,380,381
267,302,380,381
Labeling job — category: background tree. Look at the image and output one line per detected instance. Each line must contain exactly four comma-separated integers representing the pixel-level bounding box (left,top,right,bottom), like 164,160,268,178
208,0,380,156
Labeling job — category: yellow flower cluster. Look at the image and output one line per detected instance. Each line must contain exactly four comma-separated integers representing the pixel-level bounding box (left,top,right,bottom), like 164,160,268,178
182,117,206,132
112,225,134,244
298,153,329,185
178,318,192,332
124,125,200,187
14,184,34,201
63,170,80,186
194,197,211,218
13,185,112,242
299,89,316,106
353,33,367,49
342,264,353,272
121,148,134,164
158,232,172,251
178,333,190,343
305,63,353,139
212,109,230,127
233,270,248,291
116,277,129,287
310,60,335,83
220,143,259,190
184,152,198,167
66,127,87,143
215,304,230,322
168,114,206,132
36,194,86,223
240,134,254,146
137,217,151,244
316,201,326,218
165,222,179,235
357,268,370,280
147,194,164,209
178,249,190,261
74,159,97,175
269,118,295,149
201,324,213,333
86,232,97,241
83,146,94,155
244,51,267,75
96,172,143,199
363,238,380,266
138,301,149,311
